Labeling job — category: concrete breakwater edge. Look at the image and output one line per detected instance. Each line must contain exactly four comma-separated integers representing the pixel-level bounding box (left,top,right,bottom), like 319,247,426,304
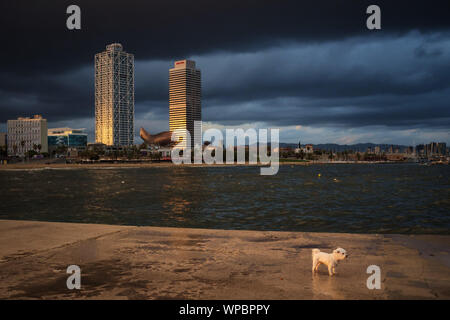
0,220,449,299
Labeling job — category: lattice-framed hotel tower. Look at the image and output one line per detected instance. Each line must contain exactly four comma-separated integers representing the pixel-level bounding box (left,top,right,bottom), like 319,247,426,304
95,43,134,146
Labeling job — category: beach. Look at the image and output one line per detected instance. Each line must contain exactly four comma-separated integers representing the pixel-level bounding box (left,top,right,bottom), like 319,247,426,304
0,161,307,170
0,159,408,171
0,219,449,299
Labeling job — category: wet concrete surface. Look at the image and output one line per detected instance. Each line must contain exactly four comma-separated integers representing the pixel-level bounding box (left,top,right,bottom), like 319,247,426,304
0,220,449,299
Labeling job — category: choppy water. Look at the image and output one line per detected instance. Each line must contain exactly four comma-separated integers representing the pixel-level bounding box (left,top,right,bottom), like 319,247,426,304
0,164,449,234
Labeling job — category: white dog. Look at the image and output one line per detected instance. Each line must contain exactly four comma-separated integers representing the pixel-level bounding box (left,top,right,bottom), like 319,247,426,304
312,248,348,276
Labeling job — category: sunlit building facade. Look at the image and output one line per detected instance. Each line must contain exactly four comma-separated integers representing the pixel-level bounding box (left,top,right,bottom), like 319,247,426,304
169,60,202,148
95,43,134,146
7,115,48,156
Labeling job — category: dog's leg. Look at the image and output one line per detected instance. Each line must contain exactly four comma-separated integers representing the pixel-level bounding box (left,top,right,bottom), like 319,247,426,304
312,259,318,274
328,265,334,276
332,267,336,275
314,261,321,273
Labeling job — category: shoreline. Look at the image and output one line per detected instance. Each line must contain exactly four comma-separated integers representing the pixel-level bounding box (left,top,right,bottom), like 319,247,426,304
0,160,418,170
0,219,449,299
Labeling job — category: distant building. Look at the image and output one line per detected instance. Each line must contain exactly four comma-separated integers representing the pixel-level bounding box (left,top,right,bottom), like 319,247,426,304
87,143,106,152
155,147,172,159
87,142,129,155
169,59,202,148
437,142,447,155
279,147,293,154
67,148,80,159
48,128,87,148
426,142,435,156
7,115,48,156
422,142,447,156
304,144,314,153
95,43,134,146
414,142,447,157
374,146,381,154
0,133,6,148
386,154,406,161
295,144,313,154
416,144,425,156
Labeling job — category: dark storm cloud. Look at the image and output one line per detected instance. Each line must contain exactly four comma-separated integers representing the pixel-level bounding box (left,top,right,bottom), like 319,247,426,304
0,0,449,143
0,67,94,121
201,35,450,100
201,90,450,128
1,0,449,74
134,33,450,130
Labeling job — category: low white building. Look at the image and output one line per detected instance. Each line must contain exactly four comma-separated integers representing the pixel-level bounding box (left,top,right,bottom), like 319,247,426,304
158,147,172,158
295,144,314,154
7,115,48,156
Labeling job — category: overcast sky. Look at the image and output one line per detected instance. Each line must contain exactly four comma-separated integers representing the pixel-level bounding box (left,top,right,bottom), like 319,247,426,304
0,1,449,145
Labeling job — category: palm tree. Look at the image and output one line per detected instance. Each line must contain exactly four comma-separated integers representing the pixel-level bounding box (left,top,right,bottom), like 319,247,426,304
37,144,42,154
138,142,148,150
20,140,25,160
299,150,305,160
328,151,334,161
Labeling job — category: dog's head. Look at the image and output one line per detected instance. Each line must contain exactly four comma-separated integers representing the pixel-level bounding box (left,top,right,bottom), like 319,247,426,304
333,248,348,261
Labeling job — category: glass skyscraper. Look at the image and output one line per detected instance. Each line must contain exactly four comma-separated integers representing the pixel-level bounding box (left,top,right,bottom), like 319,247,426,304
169,60,202,148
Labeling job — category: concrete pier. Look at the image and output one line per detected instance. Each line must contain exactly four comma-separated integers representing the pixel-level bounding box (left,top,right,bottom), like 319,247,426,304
0,220,449,299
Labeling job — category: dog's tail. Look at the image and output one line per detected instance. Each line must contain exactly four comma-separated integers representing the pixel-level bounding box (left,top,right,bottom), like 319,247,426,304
312,249,320,257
